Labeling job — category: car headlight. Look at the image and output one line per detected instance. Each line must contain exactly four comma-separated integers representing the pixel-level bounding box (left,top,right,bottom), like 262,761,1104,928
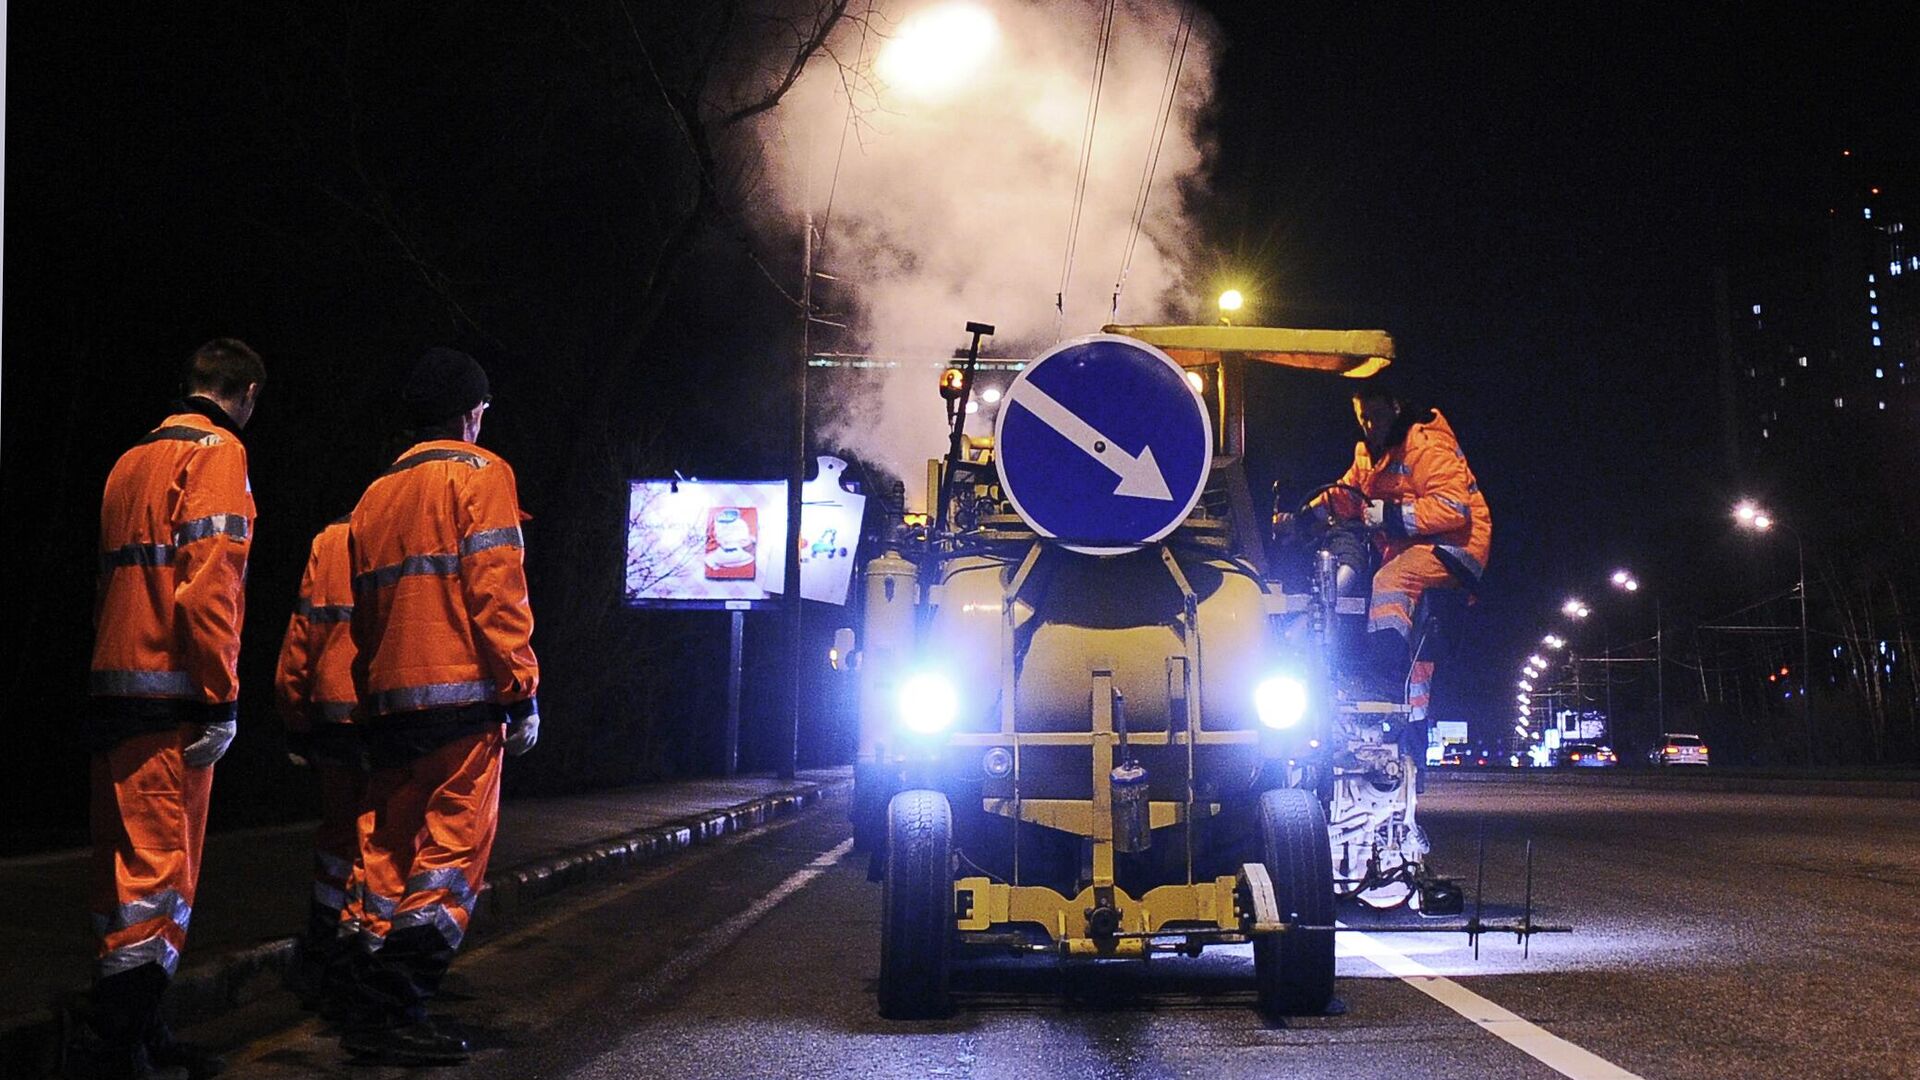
1254,675,1309,730
897,672,959,735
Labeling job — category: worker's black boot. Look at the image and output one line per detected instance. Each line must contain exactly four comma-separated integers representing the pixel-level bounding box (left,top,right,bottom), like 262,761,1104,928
68,966,188,1080
1353,630,1412,703
145,1020,224,1079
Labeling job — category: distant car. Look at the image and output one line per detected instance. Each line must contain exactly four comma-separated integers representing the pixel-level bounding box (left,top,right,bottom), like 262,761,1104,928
1553,741,1618,768
1649,733,1710,767
1437,746,1468,768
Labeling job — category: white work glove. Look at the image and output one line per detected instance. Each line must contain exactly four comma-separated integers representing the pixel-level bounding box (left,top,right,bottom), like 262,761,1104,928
506,711,540,757
1363,499,1388,529
287,751,311,768
183,720,238,768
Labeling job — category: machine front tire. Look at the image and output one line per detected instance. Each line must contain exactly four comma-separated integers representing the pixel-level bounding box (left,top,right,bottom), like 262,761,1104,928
1254,787,1337,1018
878,789,953,1019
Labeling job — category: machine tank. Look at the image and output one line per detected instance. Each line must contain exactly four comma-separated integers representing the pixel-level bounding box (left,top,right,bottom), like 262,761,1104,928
926,548,1270,734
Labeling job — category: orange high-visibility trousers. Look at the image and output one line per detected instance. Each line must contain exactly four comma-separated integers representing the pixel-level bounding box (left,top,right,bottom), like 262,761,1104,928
1367,546,1458,642
348,728,503,1021
89,727,212,982
1369,546,1459,724
309,745,369,950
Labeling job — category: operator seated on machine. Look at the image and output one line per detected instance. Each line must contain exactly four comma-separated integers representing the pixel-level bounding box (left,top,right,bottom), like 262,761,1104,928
1275,380,1491,717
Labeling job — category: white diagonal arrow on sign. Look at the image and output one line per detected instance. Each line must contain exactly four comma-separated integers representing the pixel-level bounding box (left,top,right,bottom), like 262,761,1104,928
1007,380,1174,501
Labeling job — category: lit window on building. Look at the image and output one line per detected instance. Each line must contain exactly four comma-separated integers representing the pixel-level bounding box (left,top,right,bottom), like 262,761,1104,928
1779,377,1788,387
1892,261,1904,275
1869,273,1877,283
1870,289,1878,298
1874,336,1883,346
1798,356,1808,367
1865,207,1873,220
1872,321,1881,330
1761,428,1769,438
1835,397,1845,408
1877,368,1885,378
1751,304,1762,315
1880,401,1887,410
1911,256,1920,270
1871,305,1880,315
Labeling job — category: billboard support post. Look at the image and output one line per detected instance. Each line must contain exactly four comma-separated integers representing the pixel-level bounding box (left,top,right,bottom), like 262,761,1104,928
725,607,745,775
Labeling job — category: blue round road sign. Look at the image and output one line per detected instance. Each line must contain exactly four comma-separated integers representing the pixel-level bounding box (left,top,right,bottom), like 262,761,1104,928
994,334,1213,553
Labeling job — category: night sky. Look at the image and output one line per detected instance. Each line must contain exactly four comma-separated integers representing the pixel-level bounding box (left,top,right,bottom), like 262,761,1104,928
4,4,1917,844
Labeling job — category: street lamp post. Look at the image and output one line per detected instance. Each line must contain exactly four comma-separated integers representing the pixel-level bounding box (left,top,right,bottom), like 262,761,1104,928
1609,569,1665,751
1735,501,1813,766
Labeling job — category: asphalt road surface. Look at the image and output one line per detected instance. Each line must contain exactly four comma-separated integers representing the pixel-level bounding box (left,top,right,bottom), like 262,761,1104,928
195,782,1919,1079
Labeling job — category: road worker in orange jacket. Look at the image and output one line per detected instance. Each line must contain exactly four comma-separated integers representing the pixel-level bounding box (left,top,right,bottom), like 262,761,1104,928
1282,382,1491,716
335,348,540,1066
274,515,366,1003
83,338,262,1080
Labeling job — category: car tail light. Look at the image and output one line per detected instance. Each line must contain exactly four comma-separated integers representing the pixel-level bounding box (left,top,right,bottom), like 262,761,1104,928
1570,753,1582,761
1664,746,1679,754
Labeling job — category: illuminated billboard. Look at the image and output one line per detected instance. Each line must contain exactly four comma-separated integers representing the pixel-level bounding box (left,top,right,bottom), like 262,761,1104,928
625,455,866,608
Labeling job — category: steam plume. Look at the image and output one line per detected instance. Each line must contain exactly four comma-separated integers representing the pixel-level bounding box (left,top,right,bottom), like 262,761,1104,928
763,0,1220,507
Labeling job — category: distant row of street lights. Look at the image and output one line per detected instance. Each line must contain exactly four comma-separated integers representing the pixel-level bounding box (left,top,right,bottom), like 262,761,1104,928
1510,498,1810,763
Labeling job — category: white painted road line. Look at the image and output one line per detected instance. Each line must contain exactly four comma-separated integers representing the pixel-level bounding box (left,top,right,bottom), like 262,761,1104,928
1341,929,1644,1080
625,837,856,1009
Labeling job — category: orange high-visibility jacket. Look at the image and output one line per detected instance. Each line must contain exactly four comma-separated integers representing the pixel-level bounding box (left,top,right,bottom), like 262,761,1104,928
1329,408,1491,586
275,517,357,730
348,440,538,719
91,403,255,733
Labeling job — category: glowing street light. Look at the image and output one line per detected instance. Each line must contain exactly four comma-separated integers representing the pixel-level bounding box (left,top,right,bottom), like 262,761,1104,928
1562,598,1591,619
1518,680,1534,691
1611,569,1640,592
877,3,999,102
980,386,1003,404
1217,289,1244,313
1528,654,1547,668
1542,634,1565,649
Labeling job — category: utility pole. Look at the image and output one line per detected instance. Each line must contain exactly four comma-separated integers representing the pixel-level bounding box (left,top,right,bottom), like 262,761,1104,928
783,212,814,781
1796,535,1811,767
1654,597,1666,740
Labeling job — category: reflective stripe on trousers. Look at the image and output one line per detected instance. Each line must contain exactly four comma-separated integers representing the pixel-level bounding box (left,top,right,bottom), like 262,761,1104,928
89,669,197,698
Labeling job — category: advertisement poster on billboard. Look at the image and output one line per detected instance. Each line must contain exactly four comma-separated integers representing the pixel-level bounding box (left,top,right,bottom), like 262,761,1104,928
625,455,866,607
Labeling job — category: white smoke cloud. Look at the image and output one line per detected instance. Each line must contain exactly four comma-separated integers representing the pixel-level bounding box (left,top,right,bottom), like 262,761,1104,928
761,0,1219,508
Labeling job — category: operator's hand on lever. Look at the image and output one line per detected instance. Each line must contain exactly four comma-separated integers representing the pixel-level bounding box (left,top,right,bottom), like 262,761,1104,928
1362,499,1388,530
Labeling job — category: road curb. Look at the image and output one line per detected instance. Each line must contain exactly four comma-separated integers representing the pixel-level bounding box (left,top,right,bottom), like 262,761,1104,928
1429,770,1920,799
3,776,848,1079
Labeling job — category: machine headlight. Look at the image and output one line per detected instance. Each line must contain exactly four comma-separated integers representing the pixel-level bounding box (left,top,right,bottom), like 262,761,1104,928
1254,675,1309,730
897,672,959,735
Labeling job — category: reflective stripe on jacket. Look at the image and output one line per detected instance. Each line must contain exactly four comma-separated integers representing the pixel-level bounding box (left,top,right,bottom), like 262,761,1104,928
1329,408,1491,585
348,441,538,719
91,406,255,711
275,518,357,731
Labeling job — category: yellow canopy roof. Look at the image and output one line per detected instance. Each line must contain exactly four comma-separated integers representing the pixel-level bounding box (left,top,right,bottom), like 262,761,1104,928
1102,324,1393,378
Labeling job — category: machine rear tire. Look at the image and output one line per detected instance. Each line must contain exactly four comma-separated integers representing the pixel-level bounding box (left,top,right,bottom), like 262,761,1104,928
878,789,953,1019
1253,788,1337,1018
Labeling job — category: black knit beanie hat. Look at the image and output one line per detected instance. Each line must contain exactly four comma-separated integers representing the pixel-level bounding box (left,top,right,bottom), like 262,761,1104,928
402,347,490,426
